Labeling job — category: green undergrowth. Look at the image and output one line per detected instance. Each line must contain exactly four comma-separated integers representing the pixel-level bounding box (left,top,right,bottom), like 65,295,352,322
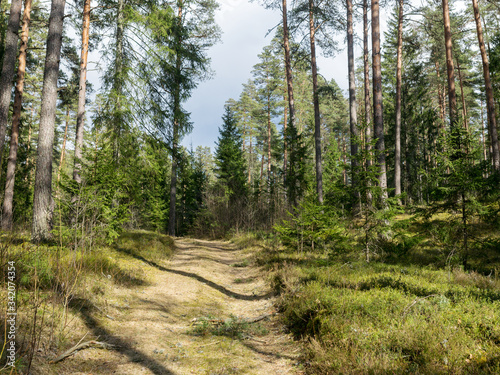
265,251,500,374
188,315,268,340
0,230,173,373
244,209,500,374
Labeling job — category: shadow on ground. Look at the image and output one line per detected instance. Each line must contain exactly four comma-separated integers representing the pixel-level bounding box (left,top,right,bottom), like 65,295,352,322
114,247,274,301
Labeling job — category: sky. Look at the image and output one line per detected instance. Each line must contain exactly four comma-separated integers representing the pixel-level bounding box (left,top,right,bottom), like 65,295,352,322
182,0,349,151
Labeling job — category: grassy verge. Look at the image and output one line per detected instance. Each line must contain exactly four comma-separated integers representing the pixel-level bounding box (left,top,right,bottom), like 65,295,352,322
256,214,500,374
0,230,173,374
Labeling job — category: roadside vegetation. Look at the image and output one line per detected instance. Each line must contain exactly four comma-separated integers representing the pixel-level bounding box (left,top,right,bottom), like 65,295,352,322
0,230,173,373
252,206,500,375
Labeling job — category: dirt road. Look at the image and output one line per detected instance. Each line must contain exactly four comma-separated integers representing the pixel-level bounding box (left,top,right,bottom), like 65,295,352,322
57,238,301,375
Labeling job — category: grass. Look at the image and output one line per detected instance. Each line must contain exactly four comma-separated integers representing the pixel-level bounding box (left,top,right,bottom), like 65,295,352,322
0,230,174,374
258,212,500,374
189,314,268,341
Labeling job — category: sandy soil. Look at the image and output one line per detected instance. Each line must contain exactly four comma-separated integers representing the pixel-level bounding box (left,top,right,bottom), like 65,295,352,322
50,238,302,375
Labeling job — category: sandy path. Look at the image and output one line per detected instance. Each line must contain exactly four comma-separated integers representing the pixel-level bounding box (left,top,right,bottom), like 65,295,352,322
57,238,301,375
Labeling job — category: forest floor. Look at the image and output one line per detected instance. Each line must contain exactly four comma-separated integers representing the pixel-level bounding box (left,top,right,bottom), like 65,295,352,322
48,238,302,375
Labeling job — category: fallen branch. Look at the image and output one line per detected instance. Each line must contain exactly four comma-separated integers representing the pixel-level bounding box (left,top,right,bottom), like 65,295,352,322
50,340,115,364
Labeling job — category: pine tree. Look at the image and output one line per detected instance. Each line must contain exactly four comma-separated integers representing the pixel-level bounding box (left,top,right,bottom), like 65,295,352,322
31,0,67,242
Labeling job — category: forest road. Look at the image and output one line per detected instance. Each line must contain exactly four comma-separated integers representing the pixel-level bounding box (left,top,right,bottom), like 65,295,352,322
67,238,302,375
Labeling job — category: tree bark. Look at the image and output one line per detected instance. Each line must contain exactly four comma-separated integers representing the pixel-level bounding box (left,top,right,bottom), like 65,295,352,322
57,106,70,183
456,58,469,135
395,0,403,199
0,0,23,169
481,99,488,164
32,0,66,242
363,0,372,161
282,0,296,185
308,0,323,204
442,0,458,128
267,94,271,179
435,61,446,126
371,0,388,201
472,0,500,170
1,0,32,230
73,0,91,183
113,0,124,161
168,130,178,236
168,1,183,237
347,0,359,201
283,88,287,181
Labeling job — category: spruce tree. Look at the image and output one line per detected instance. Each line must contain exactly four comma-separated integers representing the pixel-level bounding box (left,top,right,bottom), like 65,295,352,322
215,106,248,206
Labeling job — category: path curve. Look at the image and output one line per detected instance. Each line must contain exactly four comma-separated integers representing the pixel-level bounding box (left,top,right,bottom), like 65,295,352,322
61,238,302,375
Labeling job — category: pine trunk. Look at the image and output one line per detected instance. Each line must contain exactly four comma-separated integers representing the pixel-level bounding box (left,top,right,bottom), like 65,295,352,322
283,89,288,181
168,1,183,237
282,0,296,130
73,0,91,183
372,0,388,201
282,0,295,185
113,0,124,161
168,134,178,236
57,106,70,182
442,0,458,127
456,58,469,135
1,0,32,230
472,0,500,170
347,0,359,198
267,95,271,179
308,0,323,204
363,0,372,161
0,0,23,169
32,0,66,242
395,0,403,199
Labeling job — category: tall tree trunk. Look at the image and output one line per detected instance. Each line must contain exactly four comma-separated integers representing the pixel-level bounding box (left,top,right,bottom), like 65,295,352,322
308,0,323,203
282,0,296,182
168,126,178,236
472,0,500,170
267,95,271,178
31,0,66,242
248,136,252,185
168,1,183,237
0,0,23,169
283,88,288,181
442,0,458,128
456,58,469,135
73,0,91,183
435,61,446,125
57,106,70,182
481,99,488,164
113,0,124,161
342,134,347,185
347,0,359,204
1,0,32,231
363,0,372,161
395,0,403,199
371,0,388,201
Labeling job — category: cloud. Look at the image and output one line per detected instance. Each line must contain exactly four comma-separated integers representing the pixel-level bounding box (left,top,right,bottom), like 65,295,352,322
183,1,279,150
